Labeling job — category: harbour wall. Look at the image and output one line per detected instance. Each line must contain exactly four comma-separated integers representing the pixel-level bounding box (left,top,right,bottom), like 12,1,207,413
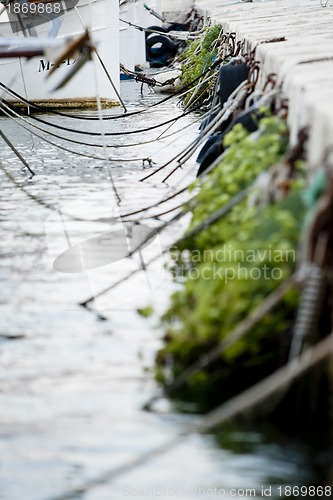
194,0,333,172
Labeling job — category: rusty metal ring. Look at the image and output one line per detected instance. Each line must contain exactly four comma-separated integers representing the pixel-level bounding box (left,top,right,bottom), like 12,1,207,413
263,73,277,92
234,41,243,57
239,40,246,57
225,32,236,57
248,62,260,86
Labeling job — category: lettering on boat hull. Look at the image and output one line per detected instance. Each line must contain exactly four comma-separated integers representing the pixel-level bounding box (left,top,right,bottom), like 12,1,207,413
38,58,76,72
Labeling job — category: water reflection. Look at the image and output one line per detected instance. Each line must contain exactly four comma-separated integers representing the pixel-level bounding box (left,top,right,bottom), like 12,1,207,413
0,81,323,499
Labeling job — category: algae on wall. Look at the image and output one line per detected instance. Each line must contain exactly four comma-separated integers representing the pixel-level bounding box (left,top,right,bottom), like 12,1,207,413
155,116,306,411
180,24,223,106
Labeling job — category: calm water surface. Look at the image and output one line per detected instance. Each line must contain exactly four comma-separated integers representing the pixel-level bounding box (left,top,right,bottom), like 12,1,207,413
0,81,317,500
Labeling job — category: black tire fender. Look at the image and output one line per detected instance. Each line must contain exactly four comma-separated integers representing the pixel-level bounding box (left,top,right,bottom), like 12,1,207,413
146,35,178,62
219,63,249,107
197,135,224,177
166,23,190,32
145,25,168,39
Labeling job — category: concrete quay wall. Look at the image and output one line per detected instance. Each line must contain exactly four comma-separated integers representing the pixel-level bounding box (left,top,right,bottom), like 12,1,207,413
194,0,333,171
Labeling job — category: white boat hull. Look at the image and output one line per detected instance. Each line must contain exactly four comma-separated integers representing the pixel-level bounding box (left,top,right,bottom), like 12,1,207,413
119,0,162,72
0,0,120,106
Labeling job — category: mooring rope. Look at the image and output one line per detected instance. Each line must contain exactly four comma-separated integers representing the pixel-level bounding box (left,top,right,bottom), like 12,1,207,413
0,58,222,121
48,330,333,500
143,273,295,410
0,100,153,162
0,98,200,153
0,160,61,214
1,96,215,185
20,101,206,136
0,129,35,176
91,48,121,204
0,106,200,226
79,128,295,309
79,178,255,309
119,17,202,40
140,80,249,182
1,97,209,188
0,145,195,232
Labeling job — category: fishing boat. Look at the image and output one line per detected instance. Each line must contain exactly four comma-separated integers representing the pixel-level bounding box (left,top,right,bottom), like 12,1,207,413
119,0,197,73
119,0,162,75
0,0,120,108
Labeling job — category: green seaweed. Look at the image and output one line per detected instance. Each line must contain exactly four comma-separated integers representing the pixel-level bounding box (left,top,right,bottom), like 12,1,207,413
181,24,222,106
155,116,306,411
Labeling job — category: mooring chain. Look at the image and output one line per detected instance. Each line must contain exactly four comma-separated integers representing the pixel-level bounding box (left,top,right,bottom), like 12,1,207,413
120,64,179,89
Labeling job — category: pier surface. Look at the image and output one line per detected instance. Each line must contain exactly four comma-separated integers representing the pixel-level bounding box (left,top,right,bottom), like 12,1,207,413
195,0,333,169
